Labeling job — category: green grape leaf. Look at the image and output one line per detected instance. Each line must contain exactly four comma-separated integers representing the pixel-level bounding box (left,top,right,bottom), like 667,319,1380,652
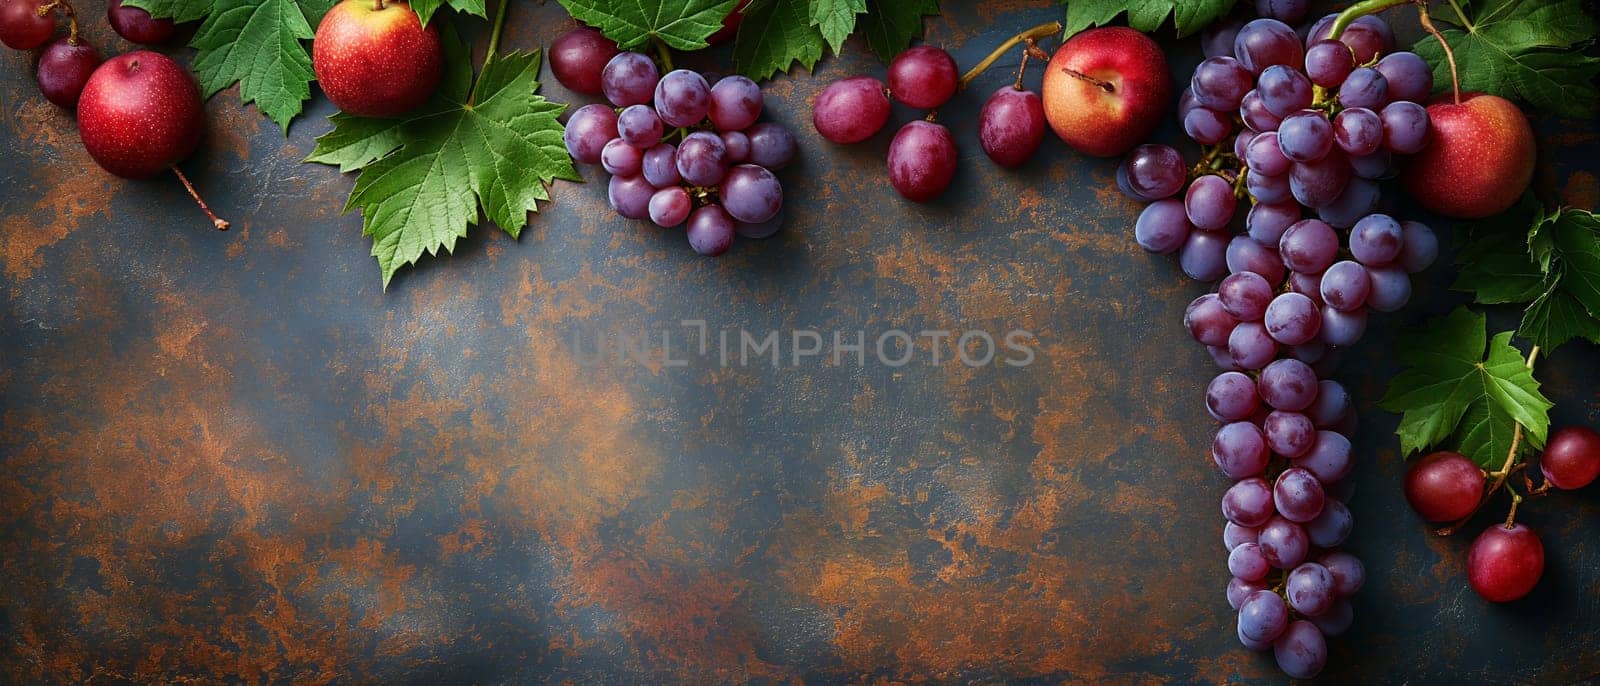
734,0,826,79
810,0,865,54
124,0,214,23
410,0,486,25
1412,0,1600,118
186,0,319,133
1378,308,1553,468
305,38,578,287
858,0,937,62
1455,192,1600,351
1060,0,1238,38
556,0,737,50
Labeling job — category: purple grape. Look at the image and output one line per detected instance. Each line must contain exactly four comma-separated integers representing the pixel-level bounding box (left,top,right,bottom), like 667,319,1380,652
654,69,712,127
1318,550,1365,596
677,131,728,187
1306,380,1351,428
1380,100,1431,154
1226,236,1287,285
1186,174,1237,231
1265,410,1316,458
1278,110,1333,162
1228,578,1270,614
979,87,1047,167
1264,292,1322,346
1192,56,1253,109
1178,87,1201,121
1208,371,1261,421
1351,213,1403,265
1304,39,1354,88
1230,542,1272,581
887,45,958,109
1376,51,1433,103
1274,620,1328,679
1289,152,1351,208
1256,0,1309,23
1350,150,1393,180
1320,260,1371,311
685,205,735,256
1286,562,1336,616
1366,265,1412,312
1203,18,1244,58
1307,13,1392,64
35,37,101,109
1274,467,1326,523
107,0,175,44
1229,321,1279,370
1322,306,1367,346
1234,18,1303,74
1310,600,1354,637
887,120,958,203
1246,170,1293,205
1258,358,1319,411
1239,90,1284,132
747,122,797,170
1333,107,1382,156
1317,177,1381,229
1184,106,1233,145
814,76,891,144
1134,199,1192,254
1214,421,1270,479
1292,430,1352,483
1224,477,1277,528
1246,132,1291,176
1233,130,1257,161
1289,270,1326,307
647,187,692,227
708,74,762,131
721,130,750,163
1186,293,1239,346
641,143,681,187
1258,516,1309,568
601,51,659,107
1247,201,1300,246
1339,67,1389,110
601,138,643,177
1209,345,1244,372
1181,230,1230,281
1258,65,1313,117
617,104,664,149
1398,220,1438,273
607,174,654,220
1226,523,1262,552
1219,271,1275,320
1238,589,1290,643
720,164,782,224
564,104,619,165
1306,499,1352,548
1117,144,1186,201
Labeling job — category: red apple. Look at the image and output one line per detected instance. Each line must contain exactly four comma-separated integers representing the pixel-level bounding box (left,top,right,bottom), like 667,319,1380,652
1041,27,1172,157
312,0,441,118
78,50,203,179
1404,92,1534,219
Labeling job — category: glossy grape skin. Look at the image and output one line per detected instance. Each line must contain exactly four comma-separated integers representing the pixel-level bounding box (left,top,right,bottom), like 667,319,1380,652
1317,177,1380,229
1258,358,1318,411
1226,522,1262,552
1404,451,1484,522
1264,291,1323,346
607,175,654,221
746,122,797,170
1317,550,1365,598
1186,293,1238,346
1294,430,1353,483
1333,107,1383,156
548,26,619,95
1185,174,1237,231
887,120,957,203
1351,214,1403,265
1226,236,1285,285
1286,562,1336,616
1233,19,1303,74
1208,344,1243,372
1218,271,1274,321
601,52,659,107
1289,270,1326,307
1468,523,1544,602
1192,56,1253,109
813,76,891,144
1289,153,1350,209
1207,371,1261,422
615,105,664,149
1246,131,1291,174
109,0,178,44
1238,590,1290,644
1303,39,1354,88
35,37,100,109
1184,106,1233,145
1256,0,1308,23
641,143,681,187
1365,265,1412,312
1320,307,1364,353
1306,13,1392,64
979,87,1046,168
1232,130,1256,161
1539,426,1600,490
655,69,712,127
1306,499,1352,548
1181,230,1230,281
1338,67,1389,110
1349,150,1393,180
1257,65,1313,118
708,75,762,131
1203,19,1244,58
685,205,736,256
887,45,958,109
600,139,643,177
1277,110,1332,162
0,0,54,50
1228,576,1269,610
1375,51,1433,103
1397,221,1439,273
719,164,782,224
721,131,750,163
1229,321,1279,370
1319,260,1371,312
1265,410,1316,458
647,187,692,227
1230,542,1272,581
1116,144,1185,200
1273,620,1327,679
1246,170,1293,204
564,104,619,165
1134,199,1191,254
1238,90,1283,132
1214,421,1270,479
1274,467,1326,523
677,131,728,187
1178,87,1201,121
1306,380,1351,428
1258,516,1309,568
1380,100,1431,154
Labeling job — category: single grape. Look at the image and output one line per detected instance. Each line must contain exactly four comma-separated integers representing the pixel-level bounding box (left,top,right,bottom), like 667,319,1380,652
708,75,762,131
1319,260,1371,311
655,69,712,127
601,51,660,107
1380,100,1431,154
1468,523,1545,602
1186,293,1238,346
1233,19,1303,74
1292,430,1353,483
1338,67,1389,110
1116,144,1185,201
1224,478,1277,529
1238,625,1274,652
1265,410,1315,458
1404,451,1485,522
1230,542,1272,581
1228,576,1269,610
1274,467,1326,523
1366,265,1412,312
1397,220,1439,273
600,139,643,177
1208,344,1244,372
677,131,728,187
35,37,99,109
887,45,958,109
1264,292,1323,346
1350,214,1403,266
1191,56,1253,109
1332,107,1382,156
1181,230,1231,281
720,164,782,224
1303,39,1354,88
1178,87,1201,121
1134,199,1192,254
1258,516,1309,568
1185,174,1237,231
1306,380,1351,429
1202,18,1244,58
641,143,681,187
1218,271,1274,321
887,120,957,203
1238,90,1283,133
980,87,1047,167
563,104,619,165
1207,371,1262,422
1306,13,1392,64
1226,236,1286,285
1541,427,1600,489
0,0,54,50
1233,130,1256,161
1256,0,1309,23
1277,110,1333,162
1214,421,1270,479
1258,358,1318,411
814,76,891,144
548,26,619,95
1310,600,1354,637
1349,150,1393,180
1317,550,1365,597
1273,620,1328,679
1289,152,1351,209
1317,177,1380,229
1375,51,1433,103
1258,65,1313,117
647,187,692,227
1286,562,1336,616
1238,590,1290,644
1226,522,1262,552
1246,132,1291,176
1184,106,1233,145
1228,321,1279,370
1245,169,1292,204
685,205,736,256
616,105,664,149
721,131,750,163
1247,202,1300,247
607,175,654,221
1289,270,1326,307
746,122,798,170
1306,499,1352,548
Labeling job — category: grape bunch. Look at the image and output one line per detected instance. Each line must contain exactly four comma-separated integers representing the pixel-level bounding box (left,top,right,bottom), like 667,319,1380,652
553,29,794,257
2,0,178,109
1124,7,1442,679
813,42,1047,202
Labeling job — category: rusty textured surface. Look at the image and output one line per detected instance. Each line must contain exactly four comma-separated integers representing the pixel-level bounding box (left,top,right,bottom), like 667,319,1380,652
2,1,1599,683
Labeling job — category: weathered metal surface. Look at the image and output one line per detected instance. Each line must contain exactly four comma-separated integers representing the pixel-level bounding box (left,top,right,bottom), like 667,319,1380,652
2,2,1598,683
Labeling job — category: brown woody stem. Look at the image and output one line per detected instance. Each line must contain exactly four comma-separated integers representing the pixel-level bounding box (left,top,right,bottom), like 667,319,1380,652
171,166,230,231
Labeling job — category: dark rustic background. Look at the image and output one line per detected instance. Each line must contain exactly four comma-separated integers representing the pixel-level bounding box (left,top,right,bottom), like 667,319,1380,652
3,1,1598,683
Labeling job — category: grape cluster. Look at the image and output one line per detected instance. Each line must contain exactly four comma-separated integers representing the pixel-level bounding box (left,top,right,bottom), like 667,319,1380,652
813,43,1046,202
1,0,176,109
1124,7,1442,679
555,34,794,257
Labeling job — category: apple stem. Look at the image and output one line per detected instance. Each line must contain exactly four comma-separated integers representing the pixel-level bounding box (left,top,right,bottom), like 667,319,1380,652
957,21,1062,91
1435,344,1540,536
1414,1,1462,105
170,166,230,231
373,0,384,10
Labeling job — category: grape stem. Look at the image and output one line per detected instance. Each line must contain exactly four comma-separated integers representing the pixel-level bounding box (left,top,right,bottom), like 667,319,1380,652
1436,345,1541,536
1414,1,1462,105
1503,491,1522,528
171,166,230,231
957,21,1062,91
1444,0,1475,30
467,0,510,106
40,0,79,44
1327,0,1411,41
653,37,674,72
